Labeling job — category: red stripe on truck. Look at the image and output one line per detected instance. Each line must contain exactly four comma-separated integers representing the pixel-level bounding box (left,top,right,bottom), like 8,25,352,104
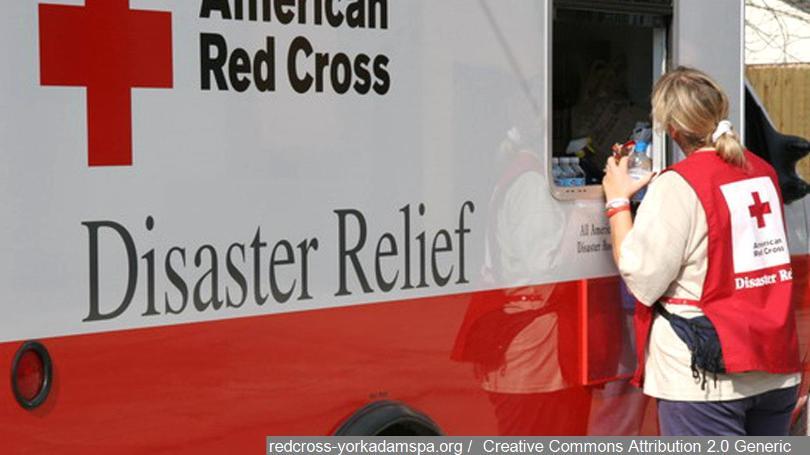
1,256,809,451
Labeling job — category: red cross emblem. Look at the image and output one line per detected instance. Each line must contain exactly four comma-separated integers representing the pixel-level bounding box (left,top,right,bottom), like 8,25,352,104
748,191,772,229
39,0,173,167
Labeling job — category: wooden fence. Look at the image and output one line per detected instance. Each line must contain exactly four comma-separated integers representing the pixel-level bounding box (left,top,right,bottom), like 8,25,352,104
746,64,810,178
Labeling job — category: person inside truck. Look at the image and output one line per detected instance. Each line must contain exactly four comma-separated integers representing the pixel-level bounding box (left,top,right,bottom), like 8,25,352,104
602,66,801,436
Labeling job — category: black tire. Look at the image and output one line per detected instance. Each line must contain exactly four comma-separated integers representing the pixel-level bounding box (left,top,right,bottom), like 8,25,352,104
334,400,443,436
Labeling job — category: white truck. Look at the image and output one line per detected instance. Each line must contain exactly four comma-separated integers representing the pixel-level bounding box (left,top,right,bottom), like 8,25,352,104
1,0,808,451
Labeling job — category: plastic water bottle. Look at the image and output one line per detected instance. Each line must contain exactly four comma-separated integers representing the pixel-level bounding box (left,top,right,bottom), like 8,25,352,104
552,158,563,186
558,157,576,187
629,141,652,202
571,157,587,187
631,122,653,144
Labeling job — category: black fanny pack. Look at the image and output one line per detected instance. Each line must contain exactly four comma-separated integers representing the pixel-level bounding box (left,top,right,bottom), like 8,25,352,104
654,302,726,390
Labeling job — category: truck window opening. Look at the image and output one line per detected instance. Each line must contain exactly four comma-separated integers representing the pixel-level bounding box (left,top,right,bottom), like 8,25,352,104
551,1,670,198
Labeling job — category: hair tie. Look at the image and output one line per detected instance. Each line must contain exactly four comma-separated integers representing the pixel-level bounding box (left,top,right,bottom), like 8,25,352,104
712,120,733,143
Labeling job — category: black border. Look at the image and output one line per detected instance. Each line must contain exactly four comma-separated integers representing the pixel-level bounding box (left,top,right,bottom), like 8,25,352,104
11,340,53,410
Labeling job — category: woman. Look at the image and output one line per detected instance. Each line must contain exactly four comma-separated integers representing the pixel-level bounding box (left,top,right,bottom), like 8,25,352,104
602,66,801,436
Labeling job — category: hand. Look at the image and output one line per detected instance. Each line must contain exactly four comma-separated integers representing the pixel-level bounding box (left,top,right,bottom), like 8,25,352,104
602,156,655,200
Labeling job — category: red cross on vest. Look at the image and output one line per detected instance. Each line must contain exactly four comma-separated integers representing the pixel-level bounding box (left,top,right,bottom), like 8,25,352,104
748,191,772,228
39,0,173,167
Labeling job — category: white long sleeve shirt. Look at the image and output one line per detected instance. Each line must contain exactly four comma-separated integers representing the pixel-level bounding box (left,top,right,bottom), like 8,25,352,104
619,171,800,401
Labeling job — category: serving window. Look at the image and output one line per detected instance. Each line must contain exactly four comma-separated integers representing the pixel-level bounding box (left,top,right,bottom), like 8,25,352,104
550,0,671,200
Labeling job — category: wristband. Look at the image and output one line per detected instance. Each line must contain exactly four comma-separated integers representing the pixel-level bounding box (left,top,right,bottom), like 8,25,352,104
605,198,630,210
607,205,631,219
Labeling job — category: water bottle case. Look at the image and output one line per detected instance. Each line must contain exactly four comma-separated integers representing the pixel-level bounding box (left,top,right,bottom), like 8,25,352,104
551,135,654,201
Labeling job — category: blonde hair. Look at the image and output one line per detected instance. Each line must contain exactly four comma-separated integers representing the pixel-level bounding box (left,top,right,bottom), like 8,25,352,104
652,66,746,167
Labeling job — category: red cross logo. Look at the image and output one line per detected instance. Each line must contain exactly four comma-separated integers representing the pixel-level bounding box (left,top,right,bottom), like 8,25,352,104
39,0,173,167
748,192,772,229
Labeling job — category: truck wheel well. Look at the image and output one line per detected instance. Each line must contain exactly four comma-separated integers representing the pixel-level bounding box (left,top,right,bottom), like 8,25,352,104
334,400,442,436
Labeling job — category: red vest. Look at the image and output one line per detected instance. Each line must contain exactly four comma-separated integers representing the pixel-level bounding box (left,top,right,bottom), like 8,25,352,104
632,150,801,387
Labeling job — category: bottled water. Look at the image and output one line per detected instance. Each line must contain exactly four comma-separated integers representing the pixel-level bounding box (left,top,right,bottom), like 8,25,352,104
558,158,571,186
630,122,653,144
552,158,563,186
559,157,577,187
570,157,587,187
628,141,652,201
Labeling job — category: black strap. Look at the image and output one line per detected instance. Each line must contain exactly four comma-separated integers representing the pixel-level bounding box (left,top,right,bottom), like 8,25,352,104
653,301,671,320
654,301,714,329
